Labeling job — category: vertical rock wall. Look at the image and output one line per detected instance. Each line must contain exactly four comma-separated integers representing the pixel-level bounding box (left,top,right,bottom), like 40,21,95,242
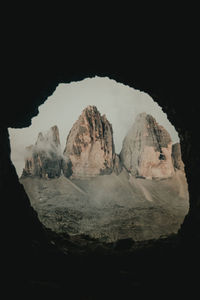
63,106,116,178
22,125,63,178
120,113,175,179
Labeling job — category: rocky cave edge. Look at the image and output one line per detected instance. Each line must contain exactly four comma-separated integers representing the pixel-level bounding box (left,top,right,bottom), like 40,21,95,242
1,57,199,297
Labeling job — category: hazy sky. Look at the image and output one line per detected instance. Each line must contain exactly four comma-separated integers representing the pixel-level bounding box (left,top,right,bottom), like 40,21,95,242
9,76,179,177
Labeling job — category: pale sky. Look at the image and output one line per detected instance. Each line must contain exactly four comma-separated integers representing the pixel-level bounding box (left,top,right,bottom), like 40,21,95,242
9,76,179,177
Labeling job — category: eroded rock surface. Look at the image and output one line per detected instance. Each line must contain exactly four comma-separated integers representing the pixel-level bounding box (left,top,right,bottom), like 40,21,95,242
22,125,63,178
21,169,189,242
63,106,116,178
172,143,185,171
120,113,175,179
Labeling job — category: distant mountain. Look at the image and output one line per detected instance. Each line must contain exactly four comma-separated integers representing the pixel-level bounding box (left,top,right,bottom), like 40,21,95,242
63,105,121,178
22,125,63,178
22,109,185,181
120,113,176,179
172,143,185,171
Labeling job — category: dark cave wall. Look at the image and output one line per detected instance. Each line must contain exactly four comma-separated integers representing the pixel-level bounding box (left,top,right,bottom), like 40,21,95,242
0,127,47,248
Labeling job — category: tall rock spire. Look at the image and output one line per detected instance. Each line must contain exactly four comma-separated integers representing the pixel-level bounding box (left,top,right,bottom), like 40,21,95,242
63,106,118,178
22,125,63,178
120,113,175,179
172,142,185,171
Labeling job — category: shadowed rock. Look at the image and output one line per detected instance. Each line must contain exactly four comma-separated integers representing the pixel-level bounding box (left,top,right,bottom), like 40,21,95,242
172,142,185,171
22,125,63,178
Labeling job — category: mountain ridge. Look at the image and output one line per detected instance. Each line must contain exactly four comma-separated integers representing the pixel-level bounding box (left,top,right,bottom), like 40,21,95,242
20,107,188,241
22,107,184,180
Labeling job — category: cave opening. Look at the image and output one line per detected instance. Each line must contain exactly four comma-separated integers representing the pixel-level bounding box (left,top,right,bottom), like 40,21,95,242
9,76,189,243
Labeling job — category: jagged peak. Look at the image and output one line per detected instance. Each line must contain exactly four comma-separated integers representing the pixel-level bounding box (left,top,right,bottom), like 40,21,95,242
83,105,98,112
121,112,175,179
82,105,100,119
36,132,44,142
22,125,62,179
135,112,157,124
131,113,172,143
35,125,61,147
136,112,147,119
51,124,59,130
63,105,117,178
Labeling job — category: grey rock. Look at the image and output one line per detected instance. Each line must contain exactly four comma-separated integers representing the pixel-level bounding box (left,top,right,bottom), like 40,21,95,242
120,113,175,179
22,125,63,179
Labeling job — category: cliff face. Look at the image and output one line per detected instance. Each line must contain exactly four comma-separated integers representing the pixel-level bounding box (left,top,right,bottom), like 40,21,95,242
120,113,175,179
172,143,185,171
22,111,184,181
63,106,117,178
22,145,35,176
22,125,63,178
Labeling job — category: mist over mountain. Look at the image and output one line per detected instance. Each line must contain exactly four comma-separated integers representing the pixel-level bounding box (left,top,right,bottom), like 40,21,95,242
22,125,63,178
20,106,188,241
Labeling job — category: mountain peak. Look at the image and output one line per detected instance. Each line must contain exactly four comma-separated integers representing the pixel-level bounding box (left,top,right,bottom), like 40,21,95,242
22,125,62,178
120,113,174,179
63,106,118,178
83,105,98,112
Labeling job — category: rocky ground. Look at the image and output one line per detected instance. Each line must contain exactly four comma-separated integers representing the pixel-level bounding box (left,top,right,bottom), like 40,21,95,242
20,168,189,242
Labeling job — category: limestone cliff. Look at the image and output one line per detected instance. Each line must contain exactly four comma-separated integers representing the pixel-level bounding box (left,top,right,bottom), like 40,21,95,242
21,145,35,176
172,142,185,171
22,111,183,181
22,125,63,178
63,106,117,178
120,113,175,179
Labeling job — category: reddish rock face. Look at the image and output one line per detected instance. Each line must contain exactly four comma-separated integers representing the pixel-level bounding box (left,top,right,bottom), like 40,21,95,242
63,106,116,178
22,125,63,178
120,113,175,179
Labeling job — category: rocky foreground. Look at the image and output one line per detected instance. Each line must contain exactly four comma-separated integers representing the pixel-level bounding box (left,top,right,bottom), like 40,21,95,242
21,168,189,242
20,106,189,241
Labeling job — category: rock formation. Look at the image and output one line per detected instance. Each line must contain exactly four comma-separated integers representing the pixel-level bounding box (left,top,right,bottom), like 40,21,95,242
172,142,185,171
120,113,175,179
21,145,35,176
22,110,184,181
63,106,117,178
22,125,63,178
